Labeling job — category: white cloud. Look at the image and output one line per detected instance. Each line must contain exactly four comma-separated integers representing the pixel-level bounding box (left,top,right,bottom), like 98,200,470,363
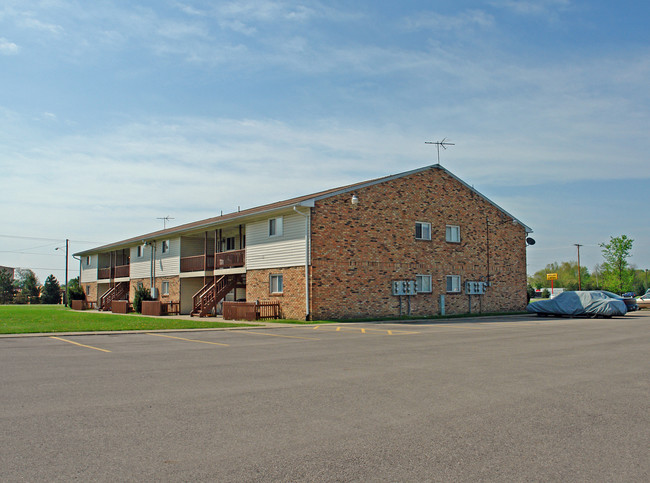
0,37,19,54
489,0,571,17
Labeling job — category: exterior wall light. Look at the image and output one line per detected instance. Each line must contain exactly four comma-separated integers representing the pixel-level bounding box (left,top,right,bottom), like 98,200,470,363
351,194,359,205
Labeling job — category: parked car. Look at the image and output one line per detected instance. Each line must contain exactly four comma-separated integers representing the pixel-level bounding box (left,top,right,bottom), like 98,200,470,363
636,291,650,309
526,291,627,317
600,291,638,312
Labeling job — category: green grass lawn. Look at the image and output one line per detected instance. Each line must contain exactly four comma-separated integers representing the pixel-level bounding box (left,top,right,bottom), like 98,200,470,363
0,305,257,334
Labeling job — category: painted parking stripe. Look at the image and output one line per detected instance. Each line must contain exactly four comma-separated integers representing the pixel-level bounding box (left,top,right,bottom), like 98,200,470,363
147,333,229,346
237,331,320,341
311,326,419,335
49,336,111,353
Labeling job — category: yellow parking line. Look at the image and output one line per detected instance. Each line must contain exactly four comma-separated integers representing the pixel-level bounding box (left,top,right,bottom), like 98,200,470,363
147,333,229,346
49,336,111,353
238,331,320,341
311,326,419,335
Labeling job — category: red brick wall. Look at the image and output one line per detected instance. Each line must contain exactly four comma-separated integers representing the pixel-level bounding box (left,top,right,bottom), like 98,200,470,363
246,267,307,320
309,167,528,319
129,277,180,302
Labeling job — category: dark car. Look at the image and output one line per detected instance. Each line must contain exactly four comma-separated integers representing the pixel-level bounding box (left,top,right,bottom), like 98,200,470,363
526,291,627,318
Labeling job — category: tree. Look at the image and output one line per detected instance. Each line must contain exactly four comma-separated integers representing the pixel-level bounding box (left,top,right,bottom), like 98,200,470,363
0,269,15,304
599,235,634,294
41,274,62,304
528,261,591,290
15,269,40,304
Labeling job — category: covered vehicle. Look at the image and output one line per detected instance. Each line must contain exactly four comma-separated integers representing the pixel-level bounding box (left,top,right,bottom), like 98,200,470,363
526,291,627,317
600,291,638,312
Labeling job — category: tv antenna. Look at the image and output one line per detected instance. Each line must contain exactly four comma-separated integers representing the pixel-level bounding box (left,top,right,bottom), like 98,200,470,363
425,138,455,164
157,215,175,229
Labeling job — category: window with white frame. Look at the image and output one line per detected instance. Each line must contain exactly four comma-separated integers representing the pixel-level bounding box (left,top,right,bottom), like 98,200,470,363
270,274,283,294
161,281,169,296
161,240,170,253
269,217,283,237
137,245,143,258
446,275,461,293
85,285,90,295
416,275,432,293
225,237,236,251
415,221,431,240
446,225,461,243
85,256,91,266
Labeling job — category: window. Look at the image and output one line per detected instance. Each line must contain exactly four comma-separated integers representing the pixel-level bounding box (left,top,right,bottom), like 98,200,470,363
269,217,283,237
415,222,431,240
85,256,91,266
446,225,461,243
161,281,169,296
446,275,461,293
416,275,432,293
137,282,143,290
85,285,90,295
161,240,170,253
226,237,236,251
270,274,283,294
137,245,143,258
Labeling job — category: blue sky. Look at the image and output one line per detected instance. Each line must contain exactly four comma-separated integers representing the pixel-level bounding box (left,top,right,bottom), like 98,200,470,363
1,0,649,285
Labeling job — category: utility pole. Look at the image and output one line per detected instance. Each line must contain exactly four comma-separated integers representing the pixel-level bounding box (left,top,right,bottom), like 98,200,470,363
574,244,582,290
65,239,69,306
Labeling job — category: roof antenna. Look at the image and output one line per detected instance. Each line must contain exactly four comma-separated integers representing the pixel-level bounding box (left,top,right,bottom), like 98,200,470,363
156,215,175,229
425,138,455,165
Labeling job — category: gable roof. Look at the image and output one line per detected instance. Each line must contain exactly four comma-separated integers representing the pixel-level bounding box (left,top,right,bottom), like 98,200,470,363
74,164,532,256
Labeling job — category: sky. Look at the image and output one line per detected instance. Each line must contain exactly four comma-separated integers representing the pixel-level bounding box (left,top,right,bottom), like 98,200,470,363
1,0,649,286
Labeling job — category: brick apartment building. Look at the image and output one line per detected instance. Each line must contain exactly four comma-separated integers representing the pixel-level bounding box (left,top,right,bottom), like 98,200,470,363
75,164,532,320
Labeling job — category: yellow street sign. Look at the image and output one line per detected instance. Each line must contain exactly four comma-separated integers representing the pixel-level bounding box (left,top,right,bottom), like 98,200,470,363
546,273,558,280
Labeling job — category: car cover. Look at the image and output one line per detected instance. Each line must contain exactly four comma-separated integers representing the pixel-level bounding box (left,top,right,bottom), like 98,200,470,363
527,291,627,316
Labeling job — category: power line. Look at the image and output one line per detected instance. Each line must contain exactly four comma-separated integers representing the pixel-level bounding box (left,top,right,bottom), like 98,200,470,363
0,234,101,244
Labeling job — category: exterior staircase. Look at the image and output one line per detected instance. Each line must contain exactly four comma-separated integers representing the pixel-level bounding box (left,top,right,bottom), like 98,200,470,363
99,281,129,311
190,275,241,317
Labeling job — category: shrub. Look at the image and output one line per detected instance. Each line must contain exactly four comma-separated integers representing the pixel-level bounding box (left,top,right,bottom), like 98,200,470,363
133,286,152,313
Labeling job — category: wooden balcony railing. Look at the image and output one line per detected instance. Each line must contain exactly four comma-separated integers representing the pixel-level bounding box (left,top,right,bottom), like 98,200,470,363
215,249,245,269
114,264,130,278
180,255,215,273
98,264,130,280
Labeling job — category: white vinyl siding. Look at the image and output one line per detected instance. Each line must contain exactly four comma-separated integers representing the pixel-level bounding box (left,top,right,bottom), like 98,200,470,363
130,245,151,279
246,212,307,270
80,254,97,283
156,238,180,277
131,239,181,279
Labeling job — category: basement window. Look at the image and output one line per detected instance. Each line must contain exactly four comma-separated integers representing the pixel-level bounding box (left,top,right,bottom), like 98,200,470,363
446,275,461,293
270,274,283,294
416,275,432,293
446,225,461,243
415,222,431,240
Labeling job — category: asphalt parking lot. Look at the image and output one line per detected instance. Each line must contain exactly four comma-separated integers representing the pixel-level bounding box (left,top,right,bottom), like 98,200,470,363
1,313,649,482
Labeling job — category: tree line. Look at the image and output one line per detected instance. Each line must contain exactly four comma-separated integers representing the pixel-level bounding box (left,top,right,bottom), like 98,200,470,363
528,235,647,295
0,269,84,305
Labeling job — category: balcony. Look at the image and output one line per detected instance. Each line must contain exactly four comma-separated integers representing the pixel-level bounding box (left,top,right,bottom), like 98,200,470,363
180,255,215,273
180,249,245,273
98,264,130,280
215,249,245,269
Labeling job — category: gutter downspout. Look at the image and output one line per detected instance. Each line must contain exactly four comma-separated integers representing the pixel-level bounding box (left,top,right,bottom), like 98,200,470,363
293,206,311,320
